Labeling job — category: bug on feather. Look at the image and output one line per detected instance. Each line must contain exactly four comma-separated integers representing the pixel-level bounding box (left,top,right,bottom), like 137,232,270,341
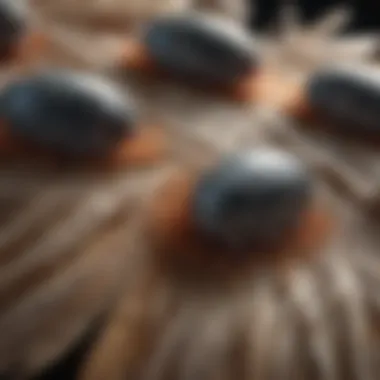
118,12,261,101
274,65,380,147
0,68,167,167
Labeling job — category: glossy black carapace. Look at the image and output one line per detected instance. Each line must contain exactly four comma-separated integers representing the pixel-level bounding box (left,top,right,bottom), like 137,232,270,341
142,13,258,86
192,148,311,250
306,66,380,135
0,69,136,158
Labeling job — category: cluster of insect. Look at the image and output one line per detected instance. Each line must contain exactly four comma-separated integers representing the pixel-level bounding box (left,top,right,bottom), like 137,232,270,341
1,0,380,379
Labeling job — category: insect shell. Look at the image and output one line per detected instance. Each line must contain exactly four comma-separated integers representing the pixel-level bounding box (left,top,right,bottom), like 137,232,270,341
119,12,259,100
143,13,257,83
0,67,170,380
0,69,135,158
0,67,169,167
302,65,380,138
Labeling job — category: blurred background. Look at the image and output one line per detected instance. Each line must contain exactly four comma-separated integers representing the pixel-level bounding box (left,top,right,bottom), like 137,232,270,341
251,0,380,33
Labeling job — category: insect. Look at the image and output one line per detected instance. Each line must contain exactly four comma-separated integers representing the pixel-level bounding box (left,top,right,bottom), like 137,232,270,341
272,64,380,145
191,149,313,250
144,147,331,269
0,68,166,166
119,12,260,101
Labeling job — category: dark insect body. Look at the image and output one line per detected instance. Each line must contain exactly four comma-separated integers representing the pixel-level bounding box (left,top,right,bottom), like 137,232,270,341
304,66,380,136
0,69,136,158
193,149,311,250
142,13,258,86
121,12,259,100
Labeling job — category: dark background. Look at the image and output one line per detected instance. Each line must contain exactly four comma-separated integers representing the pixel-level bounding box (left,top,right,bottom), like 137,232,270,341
249,0,380,33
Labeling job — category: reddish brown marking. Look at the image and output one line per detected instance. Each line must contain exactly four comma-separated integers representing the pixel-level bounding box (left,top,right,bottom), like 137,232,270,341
0,44,16,62
103,126,167,168
227,74,256,102
0,122,167,169
119,40,159,75
253,71,312,118
14,31,48,66
226,70,258,102
146,171,333,278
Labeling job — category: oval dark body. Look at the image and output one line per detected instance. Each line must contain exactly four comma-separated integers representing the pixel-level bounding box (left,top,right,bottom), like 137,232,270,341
193,149,311,250
143,13,258,86
0,69,136,157
306,67,380,134
0,0,26,57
